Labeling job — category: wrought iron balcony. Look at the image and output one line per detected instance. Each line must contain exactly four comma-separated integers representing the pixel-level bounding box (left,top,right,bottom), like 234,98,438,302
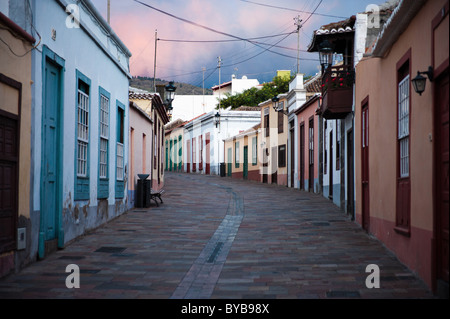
319,64,355,119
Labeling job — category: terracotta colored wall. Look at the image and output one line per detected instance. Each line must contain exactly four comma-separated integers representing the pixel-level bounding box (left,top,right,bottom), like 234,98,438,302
296,99,320,186
354,0,448,289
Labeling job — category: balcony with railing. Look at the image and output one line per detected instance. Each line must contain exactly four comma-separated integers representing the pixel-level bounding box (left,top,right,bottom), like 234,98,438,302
319,64,355,119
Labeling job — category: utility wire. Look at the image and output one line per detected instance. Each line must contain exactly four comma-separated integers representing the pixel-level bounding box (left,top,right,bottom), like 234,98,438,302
239,0,347,19
133,0,296,56
157,32,294,43
132,0,322,87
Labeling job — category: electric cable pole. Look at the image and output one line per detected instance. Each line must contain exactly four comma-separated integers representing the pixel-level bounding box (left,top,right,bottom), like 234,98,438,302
153,29,158,93
294,16,303,74
202,67,206,112
218,56,222,110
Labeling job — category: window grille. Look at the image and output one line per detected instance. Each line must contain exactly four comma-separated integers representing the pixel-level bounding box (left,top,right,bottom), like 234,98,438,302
398,75,410,178
77,90,89,177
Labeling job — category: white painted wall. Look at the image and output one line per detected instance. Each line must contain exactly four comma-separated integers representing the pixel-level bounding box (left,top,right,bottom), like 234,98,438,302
171,95,218,122
287,74,307,188
183,111,260,175
231,76,260,96
31,0,131,241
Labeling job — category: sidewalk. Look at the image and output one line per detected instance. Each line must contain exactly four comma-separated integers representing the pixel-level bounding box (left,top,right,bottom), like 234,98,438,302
0,172,434,299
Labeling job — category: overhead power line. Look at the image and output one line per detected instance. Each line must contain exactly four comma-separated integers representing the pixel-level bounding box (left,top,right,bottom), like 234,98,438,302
157,32,294,43
132,0,322,87
132,0,297,58
239,0,347,20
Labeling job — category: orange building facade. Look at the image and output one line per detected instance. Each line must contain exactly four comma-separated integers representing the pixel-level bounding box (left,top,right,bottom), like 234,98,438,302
354,0,448,294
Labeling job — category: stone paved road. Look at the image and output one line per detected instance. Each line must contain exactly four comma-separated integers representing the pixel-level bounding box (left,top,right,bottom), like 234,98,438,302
0,172,434,299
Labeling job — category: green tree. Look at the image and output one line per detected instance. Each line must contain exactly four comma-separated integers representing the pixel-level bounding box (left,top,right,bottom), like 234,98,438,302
218,75,294,109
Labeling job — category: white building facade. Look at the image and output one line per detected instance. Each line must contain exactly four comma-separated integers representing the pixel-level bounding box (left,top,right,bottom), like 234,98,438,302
286,74,307,189
170,95,218,123
30,0,132,259
182,110,261,176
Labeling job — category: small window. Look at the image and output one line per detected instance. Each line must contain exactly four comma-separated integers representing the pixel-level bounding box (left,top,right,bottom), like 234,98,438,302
264,108,270,137
278,144,286,168
278,102,284,134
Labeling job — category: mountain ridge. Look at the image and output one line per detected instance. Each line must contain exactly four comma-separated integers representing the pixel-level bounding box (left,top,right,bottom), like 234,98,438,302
130,76,213,96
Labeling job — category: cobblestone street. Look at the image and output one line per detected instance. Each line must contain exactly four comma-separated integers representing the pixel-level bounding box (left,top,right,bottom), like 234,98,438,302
0,172,434,299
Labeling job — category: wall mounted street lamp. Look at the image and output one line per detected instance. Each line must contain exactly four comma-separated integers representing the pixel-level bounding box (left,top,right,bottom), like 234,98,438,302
411,66,434,96
164,81,177,118
272,96,280,111
318,39,334,73
215,111,221,128
272,96,288,115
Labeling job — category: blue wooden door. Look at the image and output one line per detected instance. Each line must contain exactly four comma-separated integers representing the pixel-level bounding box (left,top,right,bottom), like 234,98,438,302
42,61,60,241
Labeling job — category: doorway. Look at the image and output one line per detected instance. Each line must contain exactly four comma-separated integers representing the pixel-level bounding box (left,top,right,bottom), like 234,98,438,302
243,146,248,180
0,73,20,254
435,69,449,293
40,53,64,258
361,101,370,231
309,118,314,192
347,129,354,219
300,123,305,190
290,121,295,188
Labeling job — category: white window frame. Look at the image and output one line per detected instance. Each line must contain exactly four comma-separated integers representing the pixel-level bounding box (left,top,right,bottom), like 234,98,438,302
77,90,89,177
99,94,109,179
398,75,410,178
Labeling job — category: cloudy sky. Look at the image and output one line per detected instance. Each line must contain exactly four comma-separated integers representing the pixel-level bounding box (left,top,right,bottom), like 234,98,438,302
91,0,379,88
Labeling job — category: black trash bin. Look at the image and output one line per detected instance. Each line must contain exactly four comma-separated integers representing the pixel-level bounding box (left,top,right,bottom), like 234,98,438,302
220,163,226,177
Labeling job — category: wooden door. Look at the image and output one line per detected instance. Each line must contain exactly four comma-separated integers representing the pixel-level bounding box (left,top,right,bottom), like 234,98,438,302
263,148,268,183
186,140,191,173
329,130,333,199
290,122,295,187
42,61,61,241
361,104,370,231
192,137,196,172
199,135,203,172
243,146,248,180
205,133,210,175
347,129,354,218
271,146,277,184
309,118,314,192
227,148,232,177
299,123,305,190
435,69,449,288
0,112,18,253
